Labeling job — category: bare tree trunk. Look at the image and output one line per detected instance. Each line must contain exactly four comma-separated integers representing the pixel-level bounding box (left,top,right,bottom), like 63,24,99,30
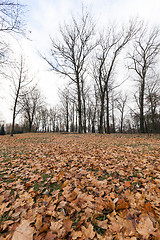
66,101,69,132
99,94,105,134
11,87,20,136
139,82,145,133
106,90,110,134
77,80,82,133
10,56,32,136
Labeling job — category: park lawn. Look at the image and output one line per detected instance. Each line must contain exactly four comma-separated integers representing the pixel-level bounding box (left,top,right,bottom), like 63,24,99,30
0,133,160,239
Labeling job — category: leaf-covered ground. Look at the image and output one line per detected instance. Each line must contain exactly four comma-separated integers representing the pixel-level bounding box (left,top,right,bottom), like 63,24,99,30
0,133,160,240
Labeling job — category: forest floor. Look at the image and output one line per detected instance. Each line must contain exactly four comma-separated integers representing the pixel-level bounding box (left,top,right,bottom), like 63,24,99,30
0,133,160,240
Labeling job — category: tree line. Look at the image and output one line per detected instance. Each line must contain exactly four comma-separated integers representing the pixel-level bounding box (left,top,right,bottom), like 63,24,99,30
0,3,160,135
42,10,160,134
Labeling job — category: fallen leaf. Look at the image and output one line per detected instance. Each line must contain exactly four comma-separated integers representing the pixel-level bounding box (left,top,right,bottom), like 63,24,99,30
81,223,95,239
97,219,108,229
45,231,57,240
35,215,42,230
136,213,156,238
12,220,33,240
116,199,129,211
124,181,131,188
50,221,62,232
71,230,83,239
63,219,72,233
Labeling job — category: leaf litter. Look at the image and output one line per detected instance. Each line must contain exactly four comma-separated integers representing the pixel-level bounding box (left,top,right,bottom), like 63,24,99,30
0,133,160,239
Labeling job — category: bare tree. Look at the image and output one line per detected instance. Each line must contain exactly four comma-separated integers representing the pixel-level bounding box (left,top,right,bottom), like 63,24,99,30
21,87,44,132
49,106,58,132
86,86,98,133
41,107,49,132
9,55,33,136
145,75,160,132
128,24,160,133
42,9,96,133
92,21,137,133
116,92,128,133
0,38,8,67
0,1,25,71
59,87,70,132
0,1,24,33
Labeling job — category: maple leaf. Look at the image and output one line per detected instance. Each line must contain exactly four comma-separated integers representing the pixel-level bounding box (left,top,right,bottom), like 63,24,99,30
81,223,95,239
97,219,108,229
136,213,156,238
71,230,83,239
115,198,129,211
50,221,62,232
12,220,33,240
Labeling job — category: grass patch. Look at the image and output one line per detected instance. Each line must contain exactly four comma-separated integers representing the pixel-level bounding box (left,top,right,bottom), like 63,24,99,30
0,211,12,225
42,173,50,181
50,182,60,192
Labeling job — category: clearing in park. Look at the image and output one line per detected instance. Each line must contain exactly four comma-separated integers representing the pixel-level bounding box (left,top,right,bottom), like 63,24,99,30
0,133,160,239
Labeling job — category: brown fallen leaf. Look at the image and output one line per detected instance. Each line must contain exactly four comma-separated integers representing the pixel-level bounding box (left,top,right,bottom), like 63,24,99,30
97,219,108,230
108,217,122,234
136,213,156,238
116,198,129,211
39,222,50,233
71,230,83,239
35,215,42,230
124,181,131,188
1,220,14,231
105,200,115,211
45,231,57,240
50,221,62,232
12,220,33,240
81,223,95,239
63,219,72,233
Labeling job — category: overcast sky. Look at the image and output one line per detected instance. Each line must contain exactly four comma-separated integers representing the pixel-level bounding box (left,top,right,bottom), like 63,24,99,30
1,0,160,122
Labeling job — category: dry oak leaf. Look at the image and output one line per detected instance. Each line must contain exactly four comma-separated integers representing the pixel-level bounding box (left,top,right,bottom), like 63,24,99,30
81,223,95,239
108,217,122,234
109,221,122,234
124,181,131,188
12,220,34,240
116,199,129,211
50,221,62,232
97,219,108,230
136,213,156,238
35,215,42,230
39,222,50,233
67,190,77,202
105,200,115,211
63,219,72,233
150,229,160,240
121,219,137,237
45,231,57,240
71,230,83,239
144,202,157,216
